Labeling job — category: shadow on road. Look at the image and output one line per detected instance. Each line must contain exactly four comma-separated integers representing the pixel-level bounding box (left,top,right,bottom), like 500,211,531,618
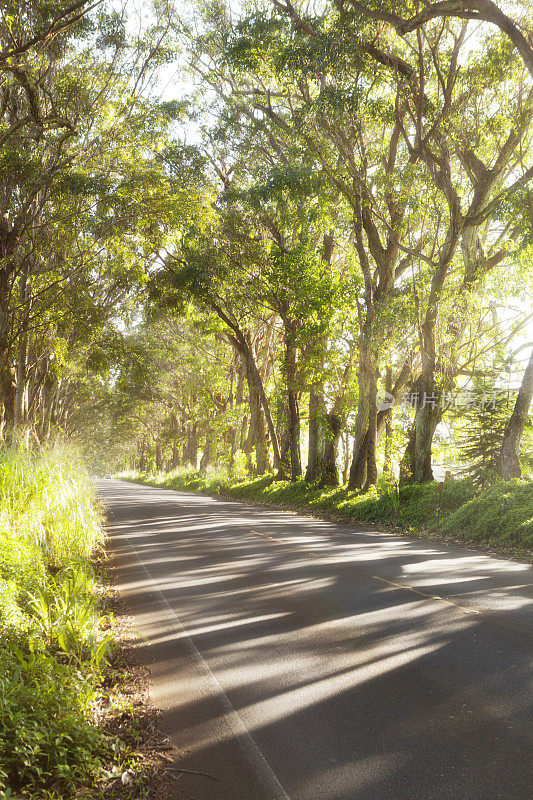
101,480,533,800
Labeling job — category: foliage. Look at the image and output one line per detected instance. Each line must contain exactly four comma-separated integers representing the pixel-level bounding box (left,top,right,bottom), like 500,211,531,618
0,449,103,569
456,390,510,486
8,1,533,795
0,644,102,795
0,0,205,452
441,480,533,549
1,0,531,496
0,448,116,798
119,465,231,495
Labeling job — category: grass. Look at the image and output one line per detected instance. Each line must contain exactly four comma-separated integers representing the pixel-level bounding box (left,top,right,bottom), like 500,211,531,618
118,467,533,560
0,447,142,799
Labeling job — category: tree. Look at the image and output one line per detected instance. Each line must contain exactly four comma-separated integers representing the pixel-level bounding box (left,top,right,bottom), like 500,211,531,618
0,1,193,442
198,3,427,488
332,1,533,79
264,0,533,484
456,385,508,486
501,347,533,478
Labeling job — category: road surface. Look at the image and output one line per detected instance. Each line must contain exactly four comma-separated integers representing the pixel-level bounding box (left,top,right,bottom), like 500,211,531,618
99,479,533,800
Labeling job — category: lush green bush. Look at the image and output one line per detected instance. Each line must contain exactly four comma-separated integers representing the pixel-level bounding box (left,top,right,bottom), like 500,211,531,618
442,479,533,548
0,642,101,794
120,468,532,558
0,448,113,798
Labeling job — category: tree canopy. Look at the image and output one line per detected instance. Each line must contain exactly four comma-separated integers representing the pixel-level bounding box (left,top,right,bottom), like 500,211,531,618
2,0,531,487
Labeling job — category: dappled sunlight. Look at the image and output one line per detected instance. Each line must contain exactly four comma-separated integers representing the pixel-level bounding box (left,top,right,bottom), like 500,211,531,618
402,575,489,587
403,555,532,575
165,640,448,754
295,753,407,800
176,612,293,640
101,481,533,800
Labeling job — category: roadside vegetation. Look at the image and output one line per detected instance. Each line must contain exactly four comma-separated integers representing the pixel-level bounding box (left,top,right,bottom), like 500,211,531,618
69,1,531,533
0,449,152,799
119,469,533,560
1,0,532,791
1,1,531,548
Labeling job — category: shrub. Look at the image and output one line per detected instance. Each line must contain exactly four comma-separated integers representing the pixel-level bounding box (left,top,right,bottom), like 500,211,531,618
442,479,533,550
0,642,102,794
0,448,112,798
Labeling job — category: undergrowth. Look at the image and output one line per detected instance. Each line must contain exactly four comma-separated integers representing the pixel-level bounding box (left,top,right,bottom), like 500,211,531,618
0,448,139,799
118,467,533,559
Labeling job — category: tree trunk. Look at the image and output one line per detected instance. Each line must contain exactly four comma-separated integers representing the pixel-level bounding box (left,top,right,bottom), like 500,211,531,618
306,388,328,482
26,354,48,429
211,304,283,472
364,372,378,491
39,374,56,443
14,330,28,432
13,251,32,440
139,437,147,472
306,344,347,486
0,264,13,439
155,441,163,471
287,389,301,480
400,315,442,485
244,352,270,474
322,412,342,486
171,415,180,469
500,348,533,479
200,436,211,474
348,346,377,489
284,322,302,481
0,365,16,439
307,388,345,487
342,430,350,484
276,398,292,478
399,381,441,484
413,402,439,482
240,414,248,451
187,423,198,469
231,363,244,464
382,368,393,474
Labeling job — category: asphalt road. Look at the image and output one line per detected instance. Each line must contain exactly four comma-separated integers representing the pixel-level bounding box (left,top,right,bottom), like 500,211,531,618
99,479,533,800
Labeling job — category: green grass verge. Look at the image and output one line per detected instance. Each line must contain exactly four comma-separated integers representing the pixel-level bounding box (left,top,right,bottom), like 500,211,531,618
117,468,533,560
0,448,129,799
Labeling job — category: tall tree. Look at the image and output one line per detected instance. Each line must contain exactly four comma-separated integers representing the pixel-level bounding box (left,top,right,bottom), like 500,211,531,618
500,347,533,479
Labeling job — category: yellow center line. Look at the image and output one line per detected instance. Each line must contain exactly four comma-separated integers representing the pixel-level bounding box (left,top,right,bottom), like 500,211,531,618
371,575,480,615
247,531,478,617
251,530,283,542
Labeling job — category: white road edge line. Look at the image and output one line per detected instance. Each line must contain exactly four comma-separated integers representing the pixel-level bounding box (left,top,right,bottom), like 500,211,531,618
124,533,291,800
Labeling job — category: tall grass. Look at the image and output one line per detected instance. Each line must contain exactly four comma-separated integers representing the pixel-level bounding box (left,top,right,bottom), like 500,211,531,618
0,447,103,568
0,447,113,798
118,465,230,495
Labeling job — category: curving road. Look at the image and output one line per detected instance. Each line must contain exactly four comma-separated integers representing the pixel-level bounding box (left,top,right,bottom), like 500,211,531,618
99,479,533,800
